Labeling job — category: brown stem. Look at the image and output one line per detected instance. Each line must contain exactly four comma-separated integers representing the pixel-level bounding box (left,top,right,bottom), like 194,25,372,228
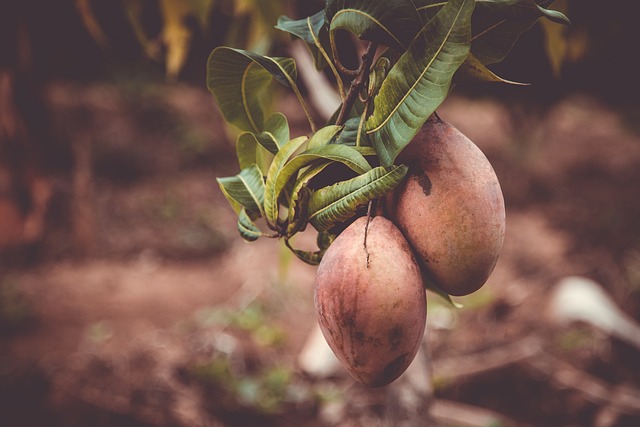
363,198,378,268
335,42,378,126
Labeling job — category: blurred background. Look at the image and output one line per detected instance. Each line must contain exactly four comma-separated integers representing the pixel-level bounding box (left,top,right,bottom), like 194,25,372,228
1,1,640,426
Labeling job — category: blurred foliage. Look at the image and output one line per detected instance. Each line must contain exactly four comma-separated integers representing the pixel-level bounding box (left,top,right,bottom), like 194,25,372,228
189,301,309,415
3,0,638,103
191,357,299,414
0,278,32,331
484,0,640,104
74,0,288,79
195,301,287,347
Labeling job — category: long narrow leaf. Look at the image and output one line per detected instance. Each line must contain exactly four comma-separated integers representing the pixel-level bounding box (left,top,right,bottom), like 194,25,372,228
414,1,569,65
308,125,343,149
207,47,272,133
284,238,326,266
276,11,330,70
276,145,372,208
458,52,528,84
257,112,290,154
366,0,475,167
207,47,316,132
217,164,266,217
286,162,332,237
276,11,345,96
308,165,408,232
238,209,263,242
264,136,309,224
236,133,259,170
270,144,373,226
470,0,570,65
325,0,423,51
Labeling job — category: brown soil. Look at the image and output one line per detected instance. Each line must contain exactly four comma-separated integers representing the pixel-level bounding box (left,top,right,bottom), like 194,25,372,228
1,82,640,426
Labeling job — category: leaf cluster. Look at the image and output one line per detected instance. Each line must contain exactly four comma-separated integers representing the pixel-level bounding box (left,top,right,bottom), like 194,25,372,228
208,0,568,265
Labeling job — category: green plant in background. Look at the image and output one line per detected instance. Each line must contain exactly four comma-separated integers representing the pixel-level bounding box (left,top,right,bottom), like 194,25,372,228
75,0,288,79
191,356,304,414
190,302,301,414
0,278,32,331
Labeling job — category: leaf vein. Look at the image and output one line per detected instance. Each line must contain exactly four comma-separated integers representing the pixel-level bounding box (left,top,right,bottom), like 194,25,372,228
368,1,467,133
332,8,406,50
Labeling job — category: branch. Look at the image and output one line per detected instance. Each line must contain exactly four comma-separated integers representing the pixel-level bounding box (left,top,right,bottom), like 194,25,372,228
335,42,378,126
524,351,640,415
431,399,529,427
431,335,640,416
432,336,543,385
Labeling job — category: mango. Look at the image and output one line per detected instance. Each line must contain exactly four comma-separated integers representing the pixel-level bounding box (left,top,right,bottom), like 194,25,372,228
387,116,505,296
314,216,426,387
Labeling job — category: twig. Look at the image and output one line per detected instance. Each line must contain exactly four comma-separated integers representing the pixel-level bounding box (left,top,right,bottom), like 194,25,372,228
432,399,527,427
363,199,377,268
335,42,378,126
431,335,640,417
524,351,640,415
431,399,528,427
432,336,543,385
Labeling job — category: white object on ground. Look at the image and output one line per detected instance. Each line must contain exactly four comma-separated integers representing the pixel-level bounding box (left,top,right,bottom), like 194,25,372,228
298,322,341,377
550,276,640,350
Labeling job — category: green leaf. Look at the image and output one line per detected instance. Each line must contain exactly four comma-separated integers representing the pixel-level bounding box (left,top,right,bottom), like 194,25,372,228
325,0,423,51
539,0,570,78
322,115,378,150
308,125,343,149
207,47,273,133
217,164,266,217
286,186,312,237
275,11,346,97
276,11,330,70
317,231,336,250
353,146,378,156
333,117,361,146
270,144,373,225
238,209,263,242
236,114,288,174
458,52,529,84
414,1,448,22
365,0,475,167
286,162,332,237
470,0,570,65
308,165,408,232
257,112,290,154
207,47,316,133
532,0,570,25
236,133,259,170
414,1,570,65
264,136,309,224
284,238,326,266
279,144,372,190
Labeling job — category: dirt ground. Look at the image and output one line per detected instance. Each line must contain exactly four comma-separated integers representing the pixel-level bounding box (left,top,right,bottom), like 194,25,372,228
1,80,640,426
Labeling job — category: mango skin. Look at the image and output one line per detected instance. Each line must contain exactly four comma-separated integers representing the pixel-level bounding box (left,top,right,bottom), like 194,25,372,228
314,216,426,387
387,116,506,296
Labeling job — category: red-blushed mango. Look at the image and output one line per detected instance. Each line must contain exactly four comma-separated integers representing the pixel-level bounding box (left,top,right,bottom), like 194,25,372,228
314,216,426,387
387,116,506,296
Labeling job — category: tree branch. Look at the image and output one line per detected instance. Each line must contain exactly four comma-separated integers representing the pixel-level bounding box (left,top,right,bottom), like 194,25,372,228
335,42,378,126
